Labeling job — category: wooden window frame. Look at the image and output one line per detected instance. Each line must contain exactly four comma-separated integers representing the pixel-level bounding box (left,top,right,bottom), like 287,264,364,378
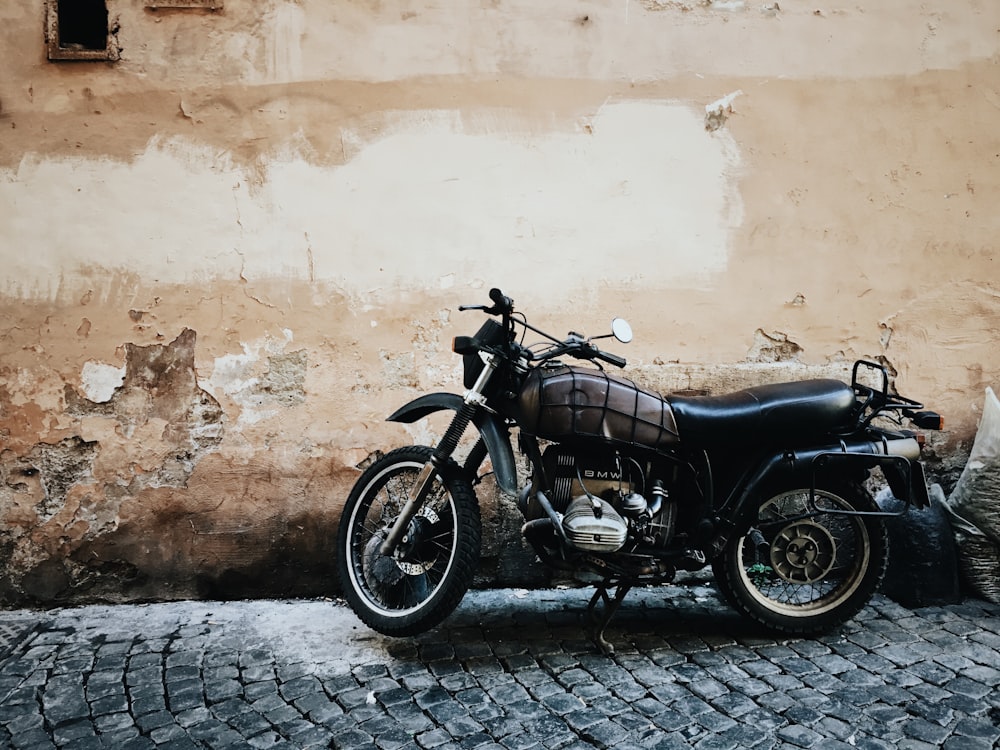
146,1,223,9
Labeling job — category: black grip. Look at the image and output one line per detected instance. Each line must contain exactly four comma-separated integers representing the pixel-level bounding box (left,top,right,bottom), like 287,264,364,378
488,288,514,315
599,351,627,368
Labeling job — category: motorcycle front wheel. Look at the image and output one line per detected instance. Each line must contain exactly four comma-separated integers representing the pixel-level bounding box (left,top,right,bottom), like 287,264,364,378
336,446,481,637
713,483,888,636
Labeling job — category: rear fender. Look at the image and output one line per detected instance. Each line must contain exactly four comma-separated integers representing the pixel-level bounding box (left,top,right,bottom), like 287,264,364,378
388,393,519,496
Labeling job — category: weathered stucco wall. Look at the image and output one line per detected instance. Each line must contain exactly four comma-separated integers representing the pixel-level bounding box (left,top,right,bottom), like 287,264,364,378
1,0,998,604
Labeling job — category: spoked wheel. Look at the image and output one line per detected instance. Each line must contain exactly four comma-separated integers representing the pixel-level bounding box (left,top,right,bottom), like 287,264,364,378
713,483,888,636
336,446,481,636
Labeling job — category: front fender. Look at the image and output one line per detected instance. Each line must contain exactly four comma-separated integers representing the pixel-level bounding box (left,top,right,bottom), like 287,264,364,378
388,393,519,496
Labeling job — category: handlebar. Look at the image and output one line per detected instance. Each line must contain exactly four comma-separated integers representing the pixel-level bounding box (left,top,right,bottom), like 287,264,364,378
532,342,627,369
458,287,513,316
459,287,628,368
520,332,627,369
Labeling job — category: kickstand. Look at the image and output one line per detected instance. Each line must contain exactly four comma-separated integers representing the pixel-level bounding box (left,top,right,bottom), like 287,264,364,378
586,581,632,656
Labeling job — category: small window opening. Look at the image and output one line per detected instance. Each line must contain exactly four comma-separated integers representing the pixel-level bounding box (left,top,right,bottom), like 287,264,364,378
58,0,109,50
47,0,120,61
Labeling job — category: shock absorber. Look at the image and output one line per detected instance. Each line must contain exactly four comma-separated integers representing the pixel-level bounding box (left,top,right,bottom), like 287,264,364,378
380,353,498,556
432,401,477,465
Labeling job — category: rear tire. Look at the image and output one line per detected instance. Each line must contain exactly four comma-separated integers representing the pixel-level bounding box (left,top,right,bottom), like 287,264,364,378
713,483,888,636
337,446,481,636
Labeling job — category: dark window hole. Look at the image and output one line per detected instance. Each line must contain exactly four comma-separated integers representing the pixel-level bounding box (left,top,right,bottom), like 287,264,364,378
58,0,109,51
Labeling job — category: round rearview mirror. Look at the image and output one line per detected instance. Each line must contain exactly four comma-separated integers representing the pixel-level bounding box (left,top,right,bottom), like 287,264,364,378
612,318,633,344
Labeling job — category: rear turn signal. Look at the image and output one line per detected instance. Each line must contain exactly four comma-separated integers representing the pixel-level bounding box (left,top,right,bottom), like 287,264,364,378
912,411,944,431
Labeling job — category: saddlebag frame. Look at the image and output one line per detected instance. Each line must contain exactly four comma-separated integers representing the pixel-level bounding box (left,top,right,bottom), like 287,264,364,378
808,448,931,517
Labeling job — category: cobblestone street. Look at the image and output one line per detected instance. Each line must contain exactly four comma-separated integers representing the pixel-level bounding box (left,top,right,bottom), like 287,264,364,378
1,581,999,749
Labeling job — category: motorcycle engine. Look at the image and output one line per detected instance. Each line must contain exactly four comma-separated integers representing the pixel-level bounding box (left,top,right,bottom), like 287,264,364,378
529,446,677,553
562,497,627,552
543,448,627,513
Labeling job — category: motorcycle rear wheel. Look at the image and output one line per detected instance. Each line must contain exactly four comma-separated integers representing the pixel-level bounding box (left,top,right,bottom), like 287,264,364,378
713,483,888,636
337,446,481,637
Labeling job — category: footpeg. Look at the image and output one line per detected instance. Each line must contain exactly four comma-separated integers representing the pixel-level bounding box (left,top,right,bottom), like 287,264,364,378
678,548,707,571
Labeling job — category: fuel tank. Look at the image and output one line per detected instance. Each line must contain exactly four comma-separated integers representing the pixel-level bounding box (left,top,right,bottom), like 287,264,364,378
516,365,680,451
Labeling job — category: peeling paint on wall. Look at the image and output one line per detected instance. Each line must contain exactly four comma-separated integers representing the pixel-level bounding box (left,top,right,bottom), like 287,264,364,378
0,329,225,603
81,361,126,403
705,90,742,132
261,349,307,407
66,329,223,457
747,329,803,364
3,436,98,523
205,330,306,425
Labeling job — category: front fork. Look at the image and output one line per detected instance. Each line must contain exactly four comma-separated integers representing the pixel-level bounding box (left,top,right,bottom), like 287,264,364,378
379,352,499,556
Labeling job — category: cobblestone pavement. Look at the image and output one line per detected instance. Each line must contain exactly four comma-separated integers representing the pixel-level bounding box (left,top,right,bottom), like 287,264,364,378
1,581,999,750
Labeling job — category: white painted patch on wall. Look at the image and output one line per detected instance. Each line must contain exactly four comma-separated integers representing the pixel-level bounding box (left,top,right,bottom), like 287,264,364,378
81,361,127,403
1,100,742,301
204,330,295,426
270,99,743,297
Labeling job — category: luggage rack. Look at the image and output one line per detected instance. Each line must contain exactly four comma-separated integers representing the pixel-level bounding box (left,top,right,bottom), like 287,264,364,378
850,360,941,431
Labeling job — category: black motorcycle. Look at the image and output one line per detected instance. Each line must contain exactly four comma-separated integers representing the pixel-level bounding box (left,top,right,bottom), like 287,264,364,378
336,288,942,653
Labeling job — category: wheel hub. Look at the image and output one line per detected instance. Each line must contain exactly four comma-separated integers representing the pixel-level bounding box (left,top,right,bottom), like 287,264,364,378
394,508,440,574
770,520,837,583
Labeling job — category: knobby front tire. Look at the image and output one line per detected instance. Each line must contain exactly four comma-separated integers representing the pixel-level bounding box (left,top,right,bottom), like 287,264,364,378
713,483,888,636
336,446,481,637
